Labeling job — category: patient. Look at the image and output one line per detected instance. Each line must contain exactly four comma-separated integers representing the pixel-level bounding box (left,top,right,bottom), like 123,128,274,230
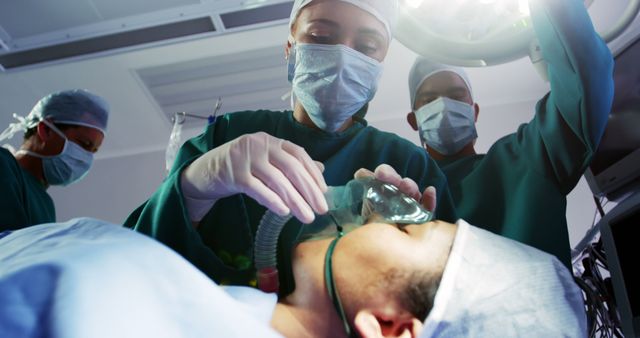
0,216,585,337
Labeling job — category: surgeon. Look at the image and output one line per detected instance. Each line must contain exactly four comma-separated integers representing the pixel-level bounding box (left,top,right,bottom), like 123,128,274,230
0,90,109,231
404,0,613,266
2,215,585,337
125,0,457,295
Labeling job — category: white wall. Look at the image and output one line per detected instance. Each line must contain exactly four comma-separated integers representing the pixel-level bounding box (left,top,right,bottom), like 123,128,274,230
48,149,166,224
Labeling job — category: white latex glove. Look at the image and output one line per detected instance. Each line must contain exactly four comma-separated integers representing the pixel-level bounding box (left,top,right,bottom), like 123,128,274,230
181,132,328,224
354,164,437,213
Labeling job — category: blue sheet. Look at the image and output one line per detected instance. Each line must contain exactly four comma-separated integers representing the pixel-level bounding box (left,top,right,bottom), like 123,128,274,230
0,218,282,338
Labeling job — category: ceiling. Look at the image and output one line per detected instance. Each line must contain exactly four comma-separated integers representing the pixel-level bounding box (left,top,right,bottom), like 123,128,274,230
0,0,293,50
1,0,639,160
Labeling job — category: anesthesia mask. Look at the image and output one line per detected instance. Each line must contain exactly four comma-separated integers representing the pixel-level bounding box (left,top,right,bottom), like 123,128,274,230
299,176,433,241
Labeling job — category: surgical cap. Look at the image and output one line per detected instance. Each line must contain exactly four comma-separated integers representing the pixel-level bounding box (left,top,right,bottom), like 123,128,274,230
289,0,397,42
420,220,587,337
409,57,474,109
0,89,109,142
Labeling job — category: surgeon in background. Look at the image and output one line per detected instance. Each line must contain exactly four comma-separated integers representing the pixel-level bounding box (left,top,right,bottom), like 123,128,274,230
0,90,109,231
404,0,614,267
126,0,457,297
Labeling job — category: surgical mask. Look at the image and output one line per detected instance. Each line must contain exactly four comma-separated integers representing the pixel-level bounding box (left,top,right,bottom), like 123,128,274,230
17,120,94,186
415,97,477,156
288,43,383,132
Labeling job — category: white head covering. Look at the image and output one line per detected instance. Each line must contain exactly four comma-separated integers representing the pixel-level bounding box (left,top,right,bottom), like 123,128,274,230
0,89,109,142
409,56,474,109
420,220,587,337
288,0,397,42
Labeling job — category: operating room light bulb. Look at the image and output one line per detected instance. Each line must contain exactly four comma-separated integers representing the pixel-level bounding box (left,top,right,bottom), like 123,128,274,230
397,0,639,67
518,0,530,15
405,0,425,9
403,0,532,43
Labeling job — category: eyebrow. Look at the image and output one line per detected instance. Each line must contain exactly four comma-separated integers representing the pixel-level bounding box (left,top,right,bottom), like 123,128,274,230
307,19,386,42
357,27,386,42
307,18,340,30
447,87,470,96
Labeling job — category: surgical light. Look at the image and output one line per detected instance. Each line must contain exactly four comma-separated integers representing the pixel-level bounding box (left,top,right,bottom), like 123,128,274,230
395,0,640,72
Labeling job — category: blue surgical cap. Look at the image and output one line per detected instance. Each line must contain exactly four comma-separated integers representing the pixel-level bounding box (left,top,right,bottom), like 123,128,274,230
0,89,109,142
28,89,110,134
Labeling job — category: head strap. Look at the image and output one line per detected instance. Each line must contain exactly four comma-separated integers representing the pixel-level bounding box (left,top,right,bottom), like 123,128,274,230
324,223,359,337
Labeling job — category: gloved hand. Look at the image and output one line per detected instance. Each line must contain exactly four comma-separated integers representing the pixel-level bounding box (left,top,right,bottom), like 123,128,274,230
181,132,329,224
354,164,437,212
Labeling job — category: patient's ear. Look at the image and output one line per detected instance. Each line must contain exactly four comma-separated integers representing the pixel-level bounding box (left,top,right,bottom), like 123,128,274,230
354,310,423,338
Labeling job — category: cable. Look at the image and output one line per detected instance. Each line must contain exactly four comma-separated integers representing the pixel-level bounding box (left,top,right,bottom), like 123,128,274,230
572,196,607,258
574,237,624,337
594,195,605,218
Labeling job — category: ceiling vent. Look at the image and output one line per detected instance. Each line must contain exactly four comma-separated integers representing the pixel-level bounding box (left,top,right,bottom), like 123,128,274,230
0,1,295,71
221,2,294,29
137,45,291,128
0,17,216,70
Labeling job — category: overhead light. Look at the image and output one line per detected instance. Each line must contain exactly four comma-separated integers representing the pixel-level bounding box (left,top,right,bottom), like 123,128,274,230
405,0,424,8
395,0,640,72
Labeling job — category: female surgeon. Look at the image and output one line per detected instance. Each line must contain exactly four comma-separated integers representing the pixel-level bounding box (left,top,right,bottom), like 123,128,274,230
125,0,457,295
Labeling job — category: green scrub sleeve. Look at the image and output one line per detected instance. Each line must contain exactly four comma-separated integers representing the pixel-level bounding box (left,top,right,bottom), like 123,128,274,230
124,132,253,283
522,0,614,194
0,154,30,230
0,149,55,231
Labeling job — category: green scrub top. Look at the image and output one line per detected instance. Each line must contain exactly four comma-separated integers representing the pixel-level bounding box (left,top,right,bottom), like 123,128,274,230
125,110,457,295
437,0,614,267
0,148,55,231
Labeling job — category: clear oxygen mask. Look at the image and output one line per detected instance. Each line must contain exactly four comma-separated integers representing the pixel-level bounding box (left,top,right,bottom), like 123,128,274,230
299,176,433,242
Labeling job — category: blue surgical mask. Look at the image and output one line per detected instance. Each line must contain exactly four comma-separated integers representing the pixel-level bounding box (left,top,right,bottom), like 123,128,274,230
18,120,94,186
415,97,477,156
288,43,383,132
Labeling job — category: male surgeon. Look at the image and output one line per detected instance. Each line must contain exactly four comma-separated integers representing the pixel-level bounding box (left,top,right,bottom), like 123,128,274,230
405,0,613,266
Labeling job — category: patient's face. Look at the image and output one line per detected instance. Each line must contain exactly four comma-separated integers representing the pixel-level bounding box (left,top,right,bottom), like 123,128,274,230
325,220,455,323
335,221,454,277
